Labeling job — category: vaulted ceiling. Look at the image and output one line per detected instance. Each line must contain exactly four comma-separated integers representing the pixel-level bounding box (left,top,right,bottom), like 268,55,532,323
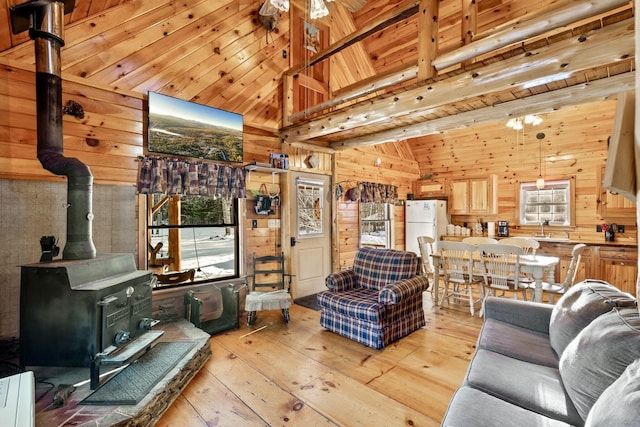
0,0,635,157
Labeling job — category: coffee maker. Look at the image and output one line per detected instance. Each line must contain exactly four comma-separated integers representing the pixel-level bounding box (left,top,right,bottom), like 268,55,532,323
497,221,509,237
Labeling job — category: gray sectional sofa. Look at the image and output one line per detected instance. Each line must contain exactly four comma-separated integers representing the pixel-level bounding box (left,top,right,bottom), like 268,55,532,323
442,280,640,426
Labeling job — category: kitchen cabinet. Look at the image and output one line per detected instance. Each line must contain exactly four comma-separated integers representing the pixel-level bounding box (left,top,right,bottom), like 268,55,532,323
590,245,638,295
597,166,636,218
537,241,637,296
414,179,446,199
448,175,497,215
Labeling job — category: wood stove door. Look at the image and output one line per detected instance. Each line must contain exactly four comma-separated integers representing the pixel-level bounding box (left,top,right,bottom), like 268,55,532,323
100,287,135,351
130,281,153,335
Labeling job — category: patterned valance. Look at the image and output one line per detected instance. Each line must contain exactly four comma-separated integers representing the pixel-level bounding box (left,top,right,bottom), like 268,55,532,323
359,181,398,204
137,156,246,198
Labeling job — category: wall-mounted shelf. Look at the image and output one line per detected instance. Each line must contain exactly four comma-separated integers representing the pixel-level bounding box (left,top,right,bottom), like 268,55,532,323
244,164,289,183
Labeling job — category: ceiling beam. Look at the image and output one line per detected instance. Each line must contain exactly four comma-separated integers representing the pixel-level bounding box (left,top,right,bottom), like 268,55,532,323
280,18,634,143
330,71,635,149
433,0,630,71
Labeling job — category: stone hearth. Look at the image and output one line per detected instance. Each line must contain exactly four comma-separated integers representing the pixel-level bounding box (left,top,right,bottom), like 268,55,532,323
32,319,211,427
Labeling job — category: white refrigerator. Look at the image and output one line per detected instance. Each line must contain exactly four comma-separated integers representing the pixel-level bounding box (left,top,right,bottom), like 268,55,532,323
405,200,449,259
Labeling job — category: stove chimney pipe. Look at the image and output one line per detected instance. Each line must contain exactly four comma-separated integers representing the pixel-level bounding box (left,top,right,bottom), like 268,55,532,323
11,0,96,260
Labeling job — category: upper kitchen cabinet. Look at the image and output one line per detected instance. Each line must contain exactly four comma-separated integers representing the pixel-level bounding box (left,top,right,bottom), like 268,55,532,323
597,166,636,218
414,179,447,199
448,175,497,215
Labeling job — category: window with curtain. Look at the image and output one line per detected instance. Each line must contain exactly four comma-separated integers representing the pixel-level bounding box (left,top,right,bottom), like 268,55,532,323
138,156,244,288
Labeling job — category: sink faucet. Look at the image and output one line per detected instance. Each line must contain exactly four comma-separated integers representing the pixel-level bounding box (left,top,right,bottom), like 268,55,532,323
540,220,550,237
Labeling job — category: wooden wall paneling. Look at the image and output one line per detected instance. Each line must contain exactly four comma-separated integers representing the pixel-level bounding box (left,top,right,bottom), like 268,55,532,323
334,147,420,267
408,100,636,244
337,201,359,269
63,0,205,78
93,0,239,87
152,2,278,99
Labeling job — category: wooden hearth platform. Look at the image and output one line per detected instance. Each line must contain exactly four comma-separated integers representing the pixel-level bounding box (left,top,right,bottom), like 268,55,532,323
31,319,211,427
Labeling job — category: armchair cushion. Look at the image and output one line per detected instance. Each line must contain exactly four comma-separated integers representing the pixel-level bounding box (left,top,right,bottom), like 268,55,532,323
317,288,382,322
353,247,418,290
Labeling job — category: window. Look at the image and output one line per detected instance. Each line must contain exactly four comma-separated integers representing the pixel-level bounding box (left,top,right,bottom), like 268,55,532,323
359,203,394,248
296,178,324,237
148,194,239,288
518,179,574,226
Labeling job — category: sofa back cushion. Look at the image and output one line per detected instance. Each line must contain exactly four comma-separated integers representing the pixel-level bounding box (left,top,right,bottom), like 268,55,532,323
353,247,418,290
549,280,636,356
559,306,640,421
585,358,640,426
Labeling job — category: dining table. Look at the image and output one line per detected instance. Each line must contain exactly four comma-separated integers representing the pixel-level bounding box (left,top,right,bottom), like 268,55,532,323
430,252,560,305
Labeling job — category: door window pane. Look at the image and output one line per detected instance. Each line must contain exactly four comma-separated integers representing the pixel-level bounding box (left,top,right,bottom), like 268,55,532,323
297,179,324,237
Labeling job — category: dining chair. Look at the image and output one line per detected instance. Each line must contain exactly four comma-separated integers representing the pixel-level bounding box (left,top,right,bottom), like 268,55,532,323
533,243,587,304
417,236,439,299
477,244,528,313
439,241,484,316
498,237,541,283
462,236,498,245
498,237,540,255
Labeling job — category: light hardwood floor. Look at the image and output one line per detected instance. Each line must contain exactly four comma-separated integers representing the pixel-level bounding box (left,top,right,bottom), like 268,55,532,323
157,292,484,426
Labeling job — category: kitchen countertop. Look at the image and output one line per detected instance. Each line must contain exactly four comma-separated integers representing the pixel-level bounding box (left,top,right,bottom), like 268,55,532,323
440,234,638,247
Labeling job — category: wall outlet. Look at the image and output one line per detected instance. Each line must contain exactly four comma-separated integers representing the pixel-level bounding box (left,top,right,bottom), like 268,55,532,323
252,219,258,229
619,225,625,233
596,225,602,232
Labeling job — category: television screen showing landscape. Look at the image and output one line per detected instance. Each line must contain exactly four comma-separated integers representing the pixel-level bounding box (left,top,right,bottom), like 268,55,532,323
147,92,243,162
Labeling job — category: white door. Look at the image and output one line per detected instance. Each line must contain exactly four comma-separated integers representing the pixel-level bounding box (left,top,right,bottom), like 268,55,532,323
289,172,332,299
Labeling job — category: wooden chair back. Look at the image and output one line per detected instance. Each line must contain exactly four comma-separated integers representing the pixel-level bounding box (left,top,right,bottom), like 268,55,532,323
439,241,476,286
250,252,291,292
462,236,498,245
498,237,540,255
478,244,524,291
417,235,436,276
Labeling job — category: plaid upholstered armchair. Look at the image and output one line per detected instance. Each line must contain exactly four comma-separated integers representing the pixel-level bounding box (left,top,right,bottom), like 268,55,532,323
317,247,429,349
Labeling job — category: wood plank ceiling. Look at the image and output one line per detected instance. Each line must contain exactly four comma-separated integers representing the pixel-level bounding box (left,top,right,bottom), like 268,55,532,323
0,0,635,155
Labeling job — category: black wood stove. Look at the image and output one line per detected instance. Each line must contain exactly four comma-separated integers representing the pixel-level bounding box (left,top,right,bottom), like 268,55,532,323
11,0,165,390
20,254,162,389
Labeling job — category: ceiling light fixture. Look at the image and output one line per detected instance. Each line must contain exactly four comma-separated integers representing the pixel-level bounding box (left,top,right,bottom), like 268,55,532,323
270,0,290,12
506,114,543,130
269,0,333,19
536,132,545,189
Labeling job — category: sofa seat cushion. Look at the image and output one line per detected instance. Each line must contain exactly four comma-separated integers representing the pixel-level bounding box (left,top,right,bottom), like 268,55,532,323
559,306,640,421
317,288,384,322
466,349,582,425
585,358,640,427
442,386,574,427
549,280,636,357
478,318,558,368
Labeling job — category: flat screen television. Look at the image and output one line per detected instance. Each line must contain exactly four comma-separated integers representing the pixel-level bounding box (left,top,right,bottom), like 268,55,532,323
147,91,243,162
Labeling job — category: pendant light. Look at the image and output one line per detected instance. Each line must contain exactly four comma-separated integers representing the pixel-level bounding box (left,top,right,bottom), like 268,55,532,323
536,132,545,189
